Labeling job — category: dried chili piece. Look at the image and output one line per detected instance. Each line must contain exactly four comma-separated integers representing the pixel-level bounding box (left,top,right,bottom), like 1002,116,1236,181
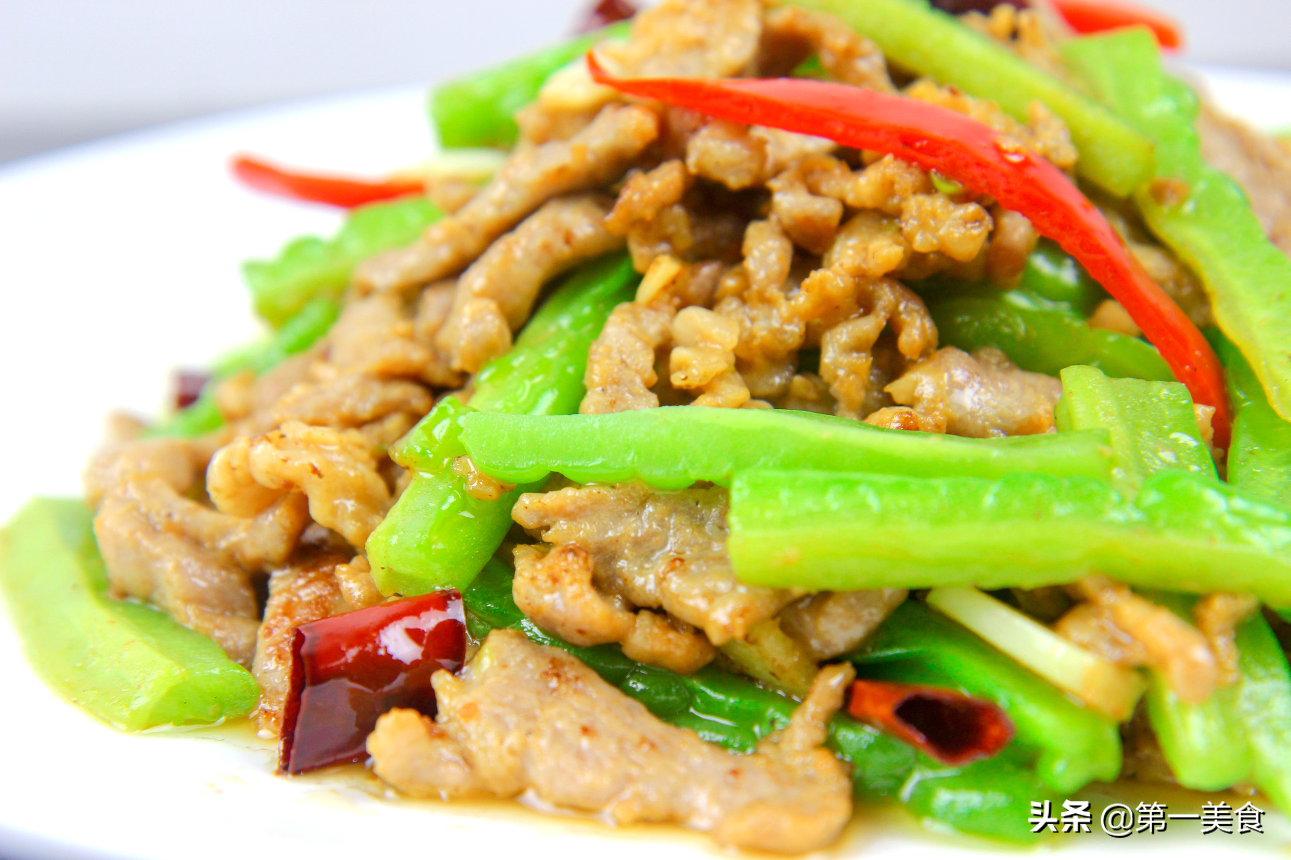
848,679,1014,766
575,0,637,34
279,590,466,774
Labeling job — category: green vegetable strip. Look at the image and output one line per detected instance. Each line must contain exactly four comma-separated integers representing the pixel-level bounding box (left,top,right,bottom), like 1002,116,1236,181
782,0,1154,195
445,407,1115,488
929,290,1172,381
216,296,342,377
853,601,1122,793
1144,593,1291,810
145,391,226,440
145,297,341,439
1015,239,1108,315
1140,592,1250,791
242,196,442,328
727,469,1291,604
0,499,258,730
1146,675,1249,789
1212,332,1291,508
366,254,638,596
1232,612,1291,812
1048,366,1242,789
1055,365,1215,495
1063,29,1291,421
1049,361,1287,798
464,558,1052,841
430,22,631,149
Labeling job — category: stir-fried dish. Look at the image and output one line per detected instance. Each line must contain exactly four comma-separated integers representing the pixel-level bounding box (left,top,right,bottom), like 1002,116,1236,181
8,0,1291,853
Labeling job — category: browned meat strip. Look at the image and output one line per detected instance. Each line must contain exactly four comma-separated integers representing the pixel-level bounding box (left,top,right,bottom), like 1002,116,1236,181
1055,602,1150,666
597,0,762,79
437,195,623,372
513,482,795,644
272,374,433,431
1061,576,1219,704
512,543,714,673
863,405,944,431
252,551,352,736
355,104,658,294
686,121,769,191
94,479,308,667
668,305,749,407
779,589,908,660
607,160,692,236
580,301,675,414
368,630,852,853
985,207,1039,285
886,346,1062,437
713,218,802,400
775,372,836,414
217,348,325,434
817,278,937,419
207,421,391,548
768,167,846,255
1194,593,1259,686
900,194,994,262
83,437,202,508
512,543,635,646
324,293,460,387
760,6,893,91
87,434,310,666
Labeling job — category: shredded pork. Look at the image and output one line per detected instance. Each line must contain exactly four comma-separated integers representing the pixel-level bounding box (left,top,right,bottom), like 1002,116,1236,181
886,346,1064,437
1060,576,1221,704
355,104,658,294
368,630,853,854
90,438,308,666
513,482,795,645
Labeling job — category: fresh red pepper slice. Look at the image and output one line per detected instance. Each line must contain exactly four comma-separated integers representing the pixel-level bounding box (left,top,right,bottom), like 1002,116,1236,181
848,679,1014,765
279,590,465,775
587,58,1232,447
1051,0,1183,50
231,154,426,209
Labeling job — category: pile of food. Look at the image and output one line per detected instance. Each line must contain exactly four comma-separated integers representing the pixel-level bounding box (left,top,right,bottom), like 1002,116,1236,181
6,0,1291,853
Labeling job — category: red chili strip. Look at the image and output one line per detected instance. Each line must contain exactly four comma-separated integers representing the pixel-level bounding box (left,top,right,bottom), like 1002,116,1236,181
848,680,1014,766
279,589,465,775
231,154,425,209
587,59,1231,446
1052,0,1183,50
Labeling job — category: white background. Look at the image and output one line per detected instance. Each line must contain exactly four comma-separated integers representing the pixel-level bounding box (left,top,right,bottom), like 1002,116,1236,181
1,0,1290,163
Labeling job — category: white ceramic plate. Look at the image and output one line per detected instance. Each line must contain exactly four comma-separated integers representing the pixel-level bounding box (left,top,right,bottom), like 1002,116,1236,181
3,67,1291,860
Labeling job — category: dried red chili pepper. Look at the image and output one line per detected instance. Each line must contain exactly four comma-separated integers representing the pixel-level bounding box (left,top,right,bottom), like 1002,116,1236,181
173,370,210,409
848,679,1014,766
586,58,1232,446
929,0,1024,14
575,0,638,34
1052,0,1183,50
279,590,466,775
231,154,425,209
